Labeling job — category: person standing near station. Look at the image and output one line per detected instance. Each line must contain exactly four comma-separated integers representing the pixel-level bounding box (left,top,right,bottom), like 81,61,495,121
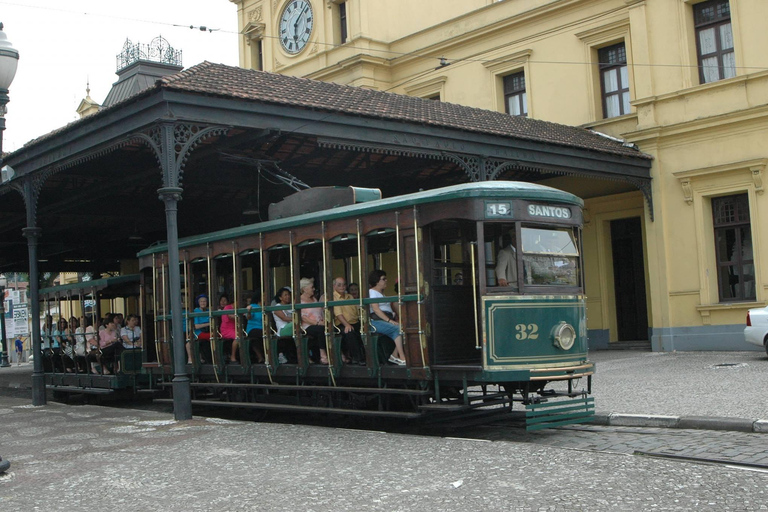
14,336,23,365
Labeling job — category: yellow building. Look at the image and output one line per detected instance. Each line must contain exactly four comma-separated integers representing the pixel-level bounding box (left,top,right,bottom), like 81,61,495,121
228,0,767,351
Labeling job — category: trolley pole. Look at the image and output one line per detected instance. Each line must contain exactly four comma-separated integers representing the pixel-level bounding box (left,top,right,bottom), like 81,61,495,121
0,286,9,367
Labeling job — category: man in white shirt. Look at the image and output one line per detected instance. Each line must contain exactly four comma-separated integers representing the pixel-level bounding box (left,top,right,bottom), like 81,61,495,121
495,230,518,287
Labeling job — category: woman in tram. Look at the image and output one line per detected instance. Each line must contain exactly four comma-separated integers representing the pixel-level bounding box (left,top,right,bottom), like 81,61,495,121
271,287,295,364
95,313,124,374
299,278,328,364
368,270,406,366
187,294,211,365
73,316,88,372
121,314,142,349
272,288,293,334
53,317,72,372
244,292,265,364
218,294,238,364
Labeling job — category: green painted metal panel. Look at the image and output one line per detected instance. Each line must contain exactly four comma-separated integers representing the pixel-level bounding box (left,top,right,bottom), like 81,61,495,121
138,182,583,257
39,274,140,296
484,295,588,369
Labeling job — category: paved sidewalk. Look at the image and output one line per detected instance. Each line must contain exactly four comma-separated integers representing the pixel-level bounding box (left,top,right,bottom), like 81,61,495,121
586,350,768,432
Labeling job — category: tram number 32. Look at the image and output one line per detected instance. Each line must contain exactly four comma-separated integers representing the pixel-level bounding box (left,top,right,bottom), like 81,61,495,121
515,323,540,340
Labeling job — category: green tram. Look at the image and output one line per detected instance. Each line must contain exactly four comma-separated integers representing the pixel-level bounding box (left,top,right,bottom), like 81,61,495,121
139,182,594,430
39,275,149,398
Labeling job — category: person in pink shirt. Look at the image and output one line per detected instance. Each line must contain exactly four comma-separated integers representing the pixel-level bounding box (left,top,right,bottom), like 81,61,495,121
218,295,238,363
94,313,123,374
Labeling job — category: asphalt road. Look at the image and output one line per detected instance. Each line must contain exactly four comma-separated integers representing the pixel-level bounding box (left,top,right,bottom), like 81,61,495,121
1,396,767,511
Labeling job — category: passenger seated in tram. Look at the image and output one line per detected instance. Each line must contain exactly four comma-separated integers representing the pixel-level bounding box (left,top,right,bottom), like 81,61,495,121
299,278,328,364
244,292,265,364
83,317,99,373
271,287,295,364
92,313,124,374
114,313,124,330
72,316,88,373
56,318,76,372
348,283,360,300
218,294,238,364
54,317,72,371
333,276,365,365
186,294,211,364
495,230,518,288
121,314,142,349
368,270,406,366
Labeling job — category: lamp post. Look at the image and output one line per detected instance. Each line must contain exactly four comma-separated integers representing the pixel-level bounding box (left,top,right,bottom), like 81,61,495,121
0,22,19,155
0,286,8,367
0,25,17,369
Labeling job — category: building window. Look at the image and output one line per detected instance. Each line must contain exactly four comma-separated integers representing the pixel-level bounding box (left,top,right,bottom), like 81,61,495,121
426,94,440,101
599,43,629,119
712,194,755,302
339,2,348,44
255,39,264,71
503,72,527,116
694,0,735,84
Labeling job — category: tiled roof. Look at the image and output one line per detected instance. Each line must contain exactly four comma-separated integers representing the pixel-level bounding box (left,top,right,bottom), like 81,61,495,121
160,61,650,160
9,61,650,162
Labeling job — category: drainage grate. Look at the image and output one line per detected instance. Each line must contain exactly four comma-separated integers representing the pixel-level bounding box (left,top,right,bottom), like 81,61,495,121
711,363,747,369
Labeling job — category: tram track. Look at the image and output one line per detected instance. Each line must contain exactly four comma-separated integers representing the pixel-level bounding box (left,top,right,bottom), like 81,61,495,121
633,450,768,472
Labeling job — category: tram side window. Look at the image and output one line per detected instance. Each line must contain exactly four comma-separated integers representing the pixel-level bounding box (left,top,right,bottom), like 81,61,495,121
298,240,323,299
520,227,580,287
366,230,397,291
239,250,261,300
483,223,518,289
330,235,360,289
268,246,291,300
214,254,235,305
431,220,474,286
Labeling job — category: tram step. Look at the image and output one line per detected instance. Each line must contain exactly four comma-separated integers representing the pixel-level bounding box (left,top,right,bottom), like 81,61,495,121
525,396,595,431
154,398,423,419
160,381,432,396
46,385,115,395
430,365,483,372
418,403,469,412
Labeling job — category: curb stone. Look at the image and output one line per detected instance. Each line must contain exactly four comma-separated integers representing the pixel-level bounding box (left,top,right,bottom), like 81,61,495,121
593,412,768,433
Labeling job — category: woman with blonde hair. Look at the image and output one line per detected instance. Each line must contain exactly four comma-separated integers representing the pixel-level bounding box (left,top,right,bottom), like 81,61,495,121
299,277,328,364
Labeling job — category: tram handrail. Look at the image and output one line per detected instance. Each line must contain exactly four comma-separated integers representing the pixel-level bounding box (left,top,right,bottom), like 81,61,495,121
152,295,423,321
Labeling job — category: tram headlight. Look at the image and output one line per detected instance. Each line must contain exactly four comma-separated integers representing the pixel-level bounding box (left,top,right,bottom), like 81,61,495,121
553,322,576,350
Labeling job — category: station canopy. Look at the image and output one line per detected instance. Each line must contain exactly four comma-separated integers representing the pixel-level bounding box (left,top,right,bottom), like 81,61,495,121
0,61,652,274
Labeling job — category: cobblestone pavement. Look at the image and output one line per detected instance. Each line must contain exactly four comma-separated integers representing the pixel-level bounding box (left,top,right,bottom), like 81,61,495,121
1,397,767,511
467,422,768,468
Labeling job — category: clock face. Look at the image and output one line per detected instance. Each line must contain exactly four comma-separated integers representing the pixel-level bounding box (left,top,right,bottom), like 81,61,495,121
279,0,314,54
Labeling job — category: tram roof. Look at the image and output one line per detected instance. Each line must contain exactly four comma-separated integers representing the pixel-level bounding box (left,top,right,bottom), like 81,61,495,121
138,181,582,257
39,274,140,298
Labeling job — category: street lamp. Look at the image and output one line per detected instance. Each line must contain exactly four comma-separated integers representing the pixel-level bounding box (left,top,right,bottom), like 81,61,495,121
0,24,16,368
0,22,19,155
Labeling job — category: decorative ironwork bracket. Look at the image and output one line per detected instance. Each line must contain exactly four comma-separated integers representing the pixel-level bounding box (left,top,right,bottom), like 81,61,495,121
132,122,229,190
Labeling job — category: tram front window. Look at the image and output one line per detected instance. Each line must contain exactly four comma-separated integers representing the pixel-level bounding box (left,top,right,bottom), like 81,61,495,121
521,227,580,286
484,223,517,289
